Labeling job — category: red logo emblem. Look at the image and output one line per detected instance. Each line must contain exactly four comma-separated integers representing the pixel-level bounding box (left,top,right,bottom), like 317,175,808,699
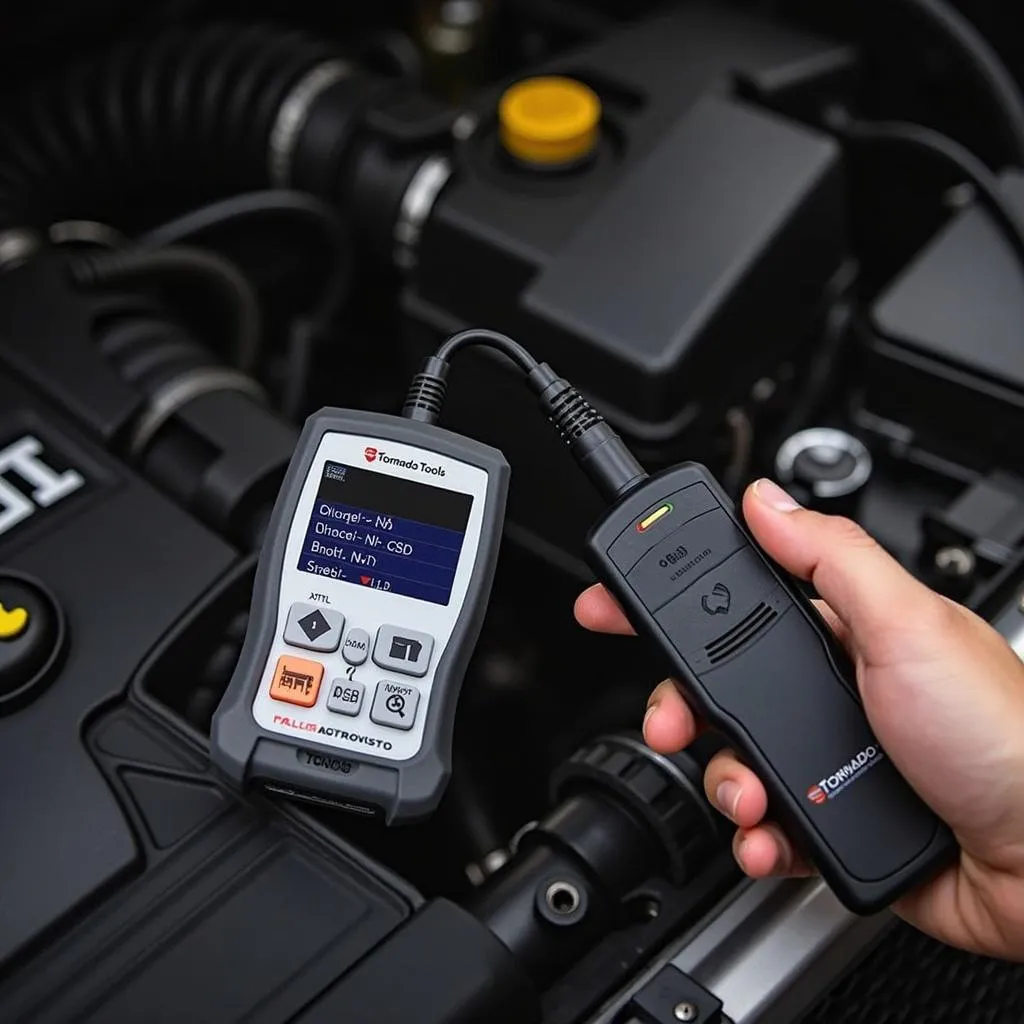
807,785,827,806
364,447,378,463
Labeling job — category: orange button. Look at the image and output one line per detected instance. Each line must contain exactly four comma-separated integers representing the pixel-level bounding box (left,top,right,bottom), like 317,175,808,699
269,654,324,708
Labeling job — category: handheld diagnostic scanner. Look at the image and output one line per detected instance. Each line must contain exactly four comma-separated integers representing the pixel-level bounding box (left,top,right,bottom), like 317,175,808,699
211,408,509,824
583,464,955,914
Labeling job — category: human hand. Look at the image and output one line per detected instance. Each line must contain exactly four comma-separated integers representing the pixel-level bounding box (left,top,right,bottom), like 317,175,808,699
575,479,1024,959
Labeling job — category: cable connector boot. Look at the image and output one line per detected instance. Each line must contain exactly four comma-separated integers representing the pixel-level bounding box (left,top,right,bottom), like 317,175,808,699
401,355,450,423
528,363,647,503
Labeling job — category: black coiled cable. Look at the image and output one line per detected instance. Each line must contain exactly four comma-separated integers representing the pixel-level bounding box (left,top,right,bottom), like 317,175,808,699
0,24,341,229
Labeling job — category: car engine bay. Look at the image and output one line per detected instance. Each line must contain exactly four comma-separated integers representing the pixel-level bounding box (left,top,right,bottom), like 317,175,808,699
3,1,1024,1021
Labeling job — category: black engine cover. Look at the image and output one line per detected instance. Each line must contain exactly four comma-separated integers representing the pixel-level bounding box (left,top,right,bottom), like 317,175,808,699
0,373,420,1021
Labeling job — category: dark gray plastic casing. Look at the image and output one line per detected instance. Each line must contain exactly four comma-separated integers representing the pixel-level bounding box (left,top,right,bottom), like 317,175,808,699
211,409,510,824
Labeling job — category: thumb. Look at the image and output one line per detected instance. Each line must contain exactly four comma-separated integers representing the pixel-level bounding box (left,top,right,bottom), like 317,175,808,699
742,479,946,665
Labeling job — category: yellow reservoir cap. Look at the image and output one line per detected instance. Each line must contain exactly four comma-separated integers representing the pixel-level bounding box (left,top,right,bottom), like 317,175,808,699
499,76,601,166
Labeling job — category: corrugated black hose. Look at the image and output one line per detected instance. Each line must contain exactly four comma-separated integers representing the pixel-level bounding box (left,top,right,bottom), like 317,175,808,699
0,23,340,229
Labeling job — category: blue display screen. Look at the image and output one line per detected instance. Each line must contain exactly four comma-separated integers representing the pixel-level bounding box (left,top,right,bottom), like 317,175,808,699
298,461,472,605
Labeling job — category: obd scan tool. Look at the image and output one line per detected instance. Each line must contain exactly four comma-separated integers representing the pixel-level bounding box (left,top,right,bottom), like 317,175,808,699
211,409,509,824
212,330,956,911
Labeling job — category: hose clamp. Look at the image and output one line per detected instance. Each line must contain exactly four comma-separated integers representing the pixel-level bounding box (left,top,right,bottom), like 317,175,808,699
394,154,453,271
49,221,129,249
0,228,42,272
269,59,353,188
130,367,266,459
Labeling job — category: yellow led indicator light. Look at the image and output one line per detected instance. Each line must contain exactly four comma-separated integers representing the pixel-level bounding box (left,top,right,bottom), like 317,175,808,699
637,503,673,533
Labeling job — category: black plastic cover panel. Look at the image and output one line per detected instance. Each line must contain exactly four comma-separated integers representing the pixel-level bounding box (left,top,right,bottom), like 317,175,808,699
873,173,1024,391
0,376,234,972
524,95,840,417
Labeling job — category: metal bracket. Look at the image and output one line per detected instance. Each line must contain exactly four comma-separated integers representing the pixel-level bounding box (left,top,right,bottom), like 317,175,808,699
622,965,723,1023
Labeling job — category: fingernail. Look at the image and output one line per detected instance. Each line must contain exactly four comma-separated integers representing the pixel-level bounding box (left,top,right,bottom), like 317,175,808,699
735,836,750,871
715,781,742,820
753,479,801,513
765,825,793,875
643,703,658,731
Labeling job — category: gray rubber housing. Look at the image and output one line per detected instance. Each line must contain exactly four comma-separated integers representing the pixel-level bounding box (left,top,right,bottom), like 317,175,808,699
210,408,510,824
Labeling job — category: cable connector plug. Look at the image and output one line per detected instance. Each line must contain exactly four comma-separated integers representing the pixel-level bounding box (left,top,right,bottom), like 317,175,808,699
528,363,647,503
402,355,450,424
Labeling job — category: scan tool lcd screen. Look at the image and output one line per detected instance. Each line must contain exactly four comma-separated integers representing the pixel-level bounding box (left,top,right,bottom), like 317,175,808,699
298,461,472,605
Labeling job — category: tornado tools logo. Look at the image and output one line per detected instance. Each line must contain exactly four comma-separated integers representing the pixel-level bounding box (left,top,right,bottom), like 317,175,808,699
807,745,885,804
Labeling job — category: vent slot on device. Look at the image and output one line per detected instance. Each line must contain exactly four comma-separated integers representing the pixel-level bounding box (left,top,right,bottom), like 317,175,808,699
705,603,777,664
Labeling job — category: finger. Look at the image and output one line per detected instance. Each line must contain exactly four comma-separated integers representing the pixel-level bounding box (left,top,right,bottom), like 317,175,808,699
574,584,636,636
643,679,700,753
743,480,948,665
733,824,815,879
703,750,768,829
812,599,855,655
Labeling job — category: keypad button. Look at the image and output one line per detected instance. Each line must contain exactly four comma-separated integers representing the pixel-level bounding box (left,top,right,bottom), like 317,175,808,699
342,628,370,665
372,625,434,678
269,655,323,708
326,679,365,717
283,602,345,652
370,680,420,731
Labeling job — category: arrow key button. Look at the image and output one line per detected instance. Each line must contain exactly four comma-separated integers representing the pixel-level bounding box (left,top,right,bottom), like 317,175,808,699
284,602,345,652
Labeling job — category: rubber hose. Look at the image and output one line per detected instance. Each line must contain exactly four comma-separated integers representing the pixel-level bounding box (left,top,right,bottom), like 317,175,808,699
0,24,342,229
70,246,263,372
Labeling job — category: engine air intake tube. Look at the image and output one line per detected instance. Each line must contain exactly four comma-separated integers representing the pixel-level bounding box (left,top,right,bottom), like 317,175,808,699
0,24,364,230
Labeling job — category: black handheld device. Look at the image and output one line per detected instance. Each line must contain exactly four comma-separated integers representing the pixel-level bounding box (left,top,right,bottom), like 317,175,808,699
211,408,509,824
585,464,956,914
